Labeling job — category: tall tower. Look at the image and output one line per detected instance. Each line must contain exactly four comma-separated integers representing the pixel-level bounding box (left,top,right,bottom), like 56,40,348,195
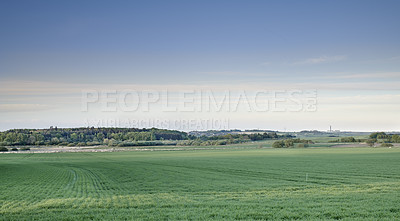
329,125,332,132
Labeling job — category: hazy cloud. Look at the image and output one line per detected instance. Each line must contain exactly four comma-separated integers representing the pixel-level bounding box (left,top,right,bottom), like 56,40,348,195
390,56,400,61
317,72,400,80
0,104,53,113
293,55,347,65
260,62,271,66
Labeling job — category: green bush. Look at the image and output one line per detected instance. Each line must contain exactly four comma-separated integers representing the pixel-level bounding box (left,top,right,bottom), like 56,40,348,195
11,148,18,151
381,143,393,147
340,137,356,142
107,139,118,147
273,138,314,148
0,147,8,152
366,139,376,147
272,141,284,148
86,141,101,146
35,141,45,145
0,142,10,146
20,147,30,151
58,142,69,146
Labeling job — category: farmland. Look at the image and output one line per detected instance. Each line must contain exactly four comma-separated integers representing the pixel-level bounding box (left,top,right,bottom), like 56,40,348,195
1,147,400,220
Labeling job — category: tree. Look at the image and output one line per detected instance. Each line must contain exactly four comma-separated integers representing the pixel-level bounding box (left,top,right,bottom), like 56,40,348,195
366,139,376,147
35,134,45,143
369,132,387,139
70,133,78,142
284,139,294,147
51,137,60,145
108,139,118,147
390,134,400,143
4,133,17,143
272,140,284,148
28,135,36,145
97,133,104,141
340,137,356,142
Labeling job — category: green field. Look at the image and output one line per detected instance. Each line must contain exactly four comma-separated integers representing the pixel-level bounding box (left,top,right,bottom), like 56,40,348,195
1,148,400,220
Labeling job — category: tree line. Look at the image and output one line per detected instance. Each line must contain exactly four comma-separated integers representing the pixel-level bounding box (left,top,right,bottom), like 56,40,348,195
0,127,189,147
0,127,288,148
272,138,314,148
369,132,400,143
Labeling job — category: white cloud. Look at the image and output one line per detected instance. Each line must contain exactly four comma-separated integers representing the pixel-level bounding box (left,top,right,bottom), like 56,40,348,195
390,56,400,61
1,79,399,98
318,94,400,105
293,55,347,65
198,71,241,76
317,72,400,80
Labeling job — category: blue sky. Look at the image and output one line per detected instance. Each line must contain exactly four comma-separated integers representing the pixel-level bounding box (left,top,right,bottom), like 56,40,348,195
0,0,399,131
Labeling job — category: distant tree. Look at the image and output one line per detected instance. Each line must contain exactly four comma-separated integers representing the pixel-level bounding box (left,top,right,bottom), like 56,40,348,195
272,141,284,148
340,137,356,142
70,133,78,142
28,135,36,145
108,139,118,147
96,133,104,141
366,139,376,147
284,139,294,148
4,133,17,143
390,134,400,143
369,132,387,139
51,137,60,145
35,134,45,143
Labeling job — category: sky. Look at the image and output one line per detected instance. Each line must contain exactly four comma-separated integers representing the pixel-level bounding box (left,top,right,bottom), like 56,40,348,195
0,0,400,132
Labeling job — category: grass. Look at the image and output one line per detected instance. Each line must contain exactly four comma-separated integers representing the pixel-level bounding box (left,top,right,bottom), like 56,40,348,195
1,147,400,220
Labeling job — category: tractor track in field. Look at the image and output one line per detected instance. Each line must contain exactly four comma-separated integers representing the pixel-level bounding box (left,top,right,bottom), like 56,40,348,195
65,169,77,190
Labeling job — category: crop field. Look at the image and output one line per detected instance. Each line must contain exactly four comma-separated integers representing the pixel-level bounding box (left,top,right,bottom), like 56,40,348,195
1,148,400,220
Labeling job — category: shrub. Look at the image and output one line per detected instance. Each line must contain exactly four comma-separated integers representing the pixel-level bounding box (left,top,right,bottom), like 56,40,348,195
107,139,118,147
0,142,9,146
340,137,356,142
284,139,294,147
381,143,393,147
35,141,45,146
0,147,8,152
366,139,376,147
86,141,101,146
20,147,30,151
272,141,284,148
117,141,136,147
11,148,18,151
